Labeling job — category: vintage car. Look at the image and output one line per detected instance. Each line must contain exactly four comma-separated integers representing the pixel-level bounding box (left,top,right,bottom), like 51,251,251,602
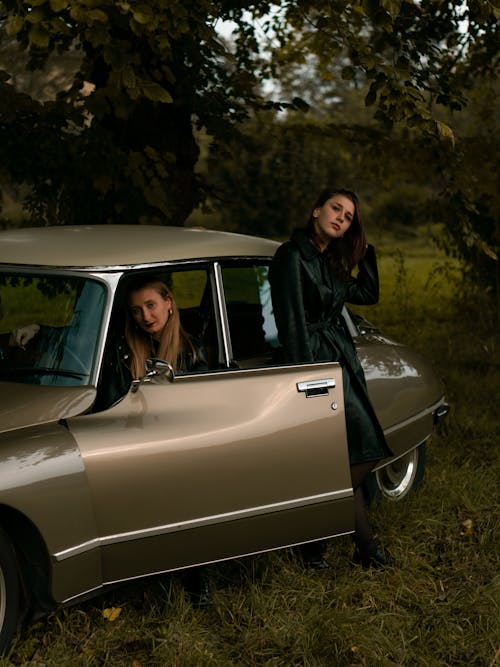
0,225,448,652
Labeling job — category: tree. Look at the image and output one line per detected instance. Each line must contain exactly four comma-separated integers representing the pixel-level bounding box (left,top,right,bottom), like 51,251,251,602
0,0,498,236
205,1,499,292
0,0,277,225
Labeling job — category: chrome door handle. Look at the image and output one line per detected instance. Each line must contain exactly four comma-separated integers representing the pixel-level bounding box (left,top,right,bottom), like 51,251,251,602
296,378,336,398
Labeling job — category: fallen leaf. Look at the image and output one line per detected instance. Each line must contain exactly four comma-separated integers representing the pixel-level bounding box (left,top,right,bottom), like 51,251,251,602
102,606,122,621
461,519,474,536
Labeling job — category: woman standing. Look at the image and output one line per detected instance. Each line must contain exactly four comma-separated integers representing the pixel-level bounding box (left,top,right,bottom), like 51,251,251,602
269,188,394,569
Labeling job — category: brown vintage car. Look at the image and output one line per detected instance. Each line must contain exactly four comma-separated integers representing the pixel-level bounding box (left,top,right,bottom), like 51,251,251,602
0,225,448,652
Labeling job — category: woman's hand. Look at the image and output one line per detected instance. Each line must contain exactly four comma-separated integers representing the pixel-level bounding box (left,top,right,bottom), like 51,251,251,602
9,324,40,349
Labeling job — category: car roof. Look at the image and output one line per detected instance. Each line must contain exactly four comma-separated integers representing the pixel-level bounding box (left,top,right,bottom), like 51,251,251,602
0,225,280,269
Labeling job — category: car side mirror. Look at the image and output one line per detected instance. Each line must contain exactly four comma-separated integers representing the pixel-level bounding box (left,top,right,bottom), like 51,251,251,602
131,358,174,393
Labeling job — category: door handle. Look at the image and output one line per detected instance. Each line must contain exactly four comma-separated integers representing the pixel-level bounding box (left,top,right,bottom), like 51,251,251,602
296,378,336,398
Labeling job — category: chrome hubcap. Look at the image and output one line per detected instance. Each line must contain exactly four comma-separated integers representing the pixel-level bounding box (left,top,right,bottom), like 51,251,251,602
375,449,419,500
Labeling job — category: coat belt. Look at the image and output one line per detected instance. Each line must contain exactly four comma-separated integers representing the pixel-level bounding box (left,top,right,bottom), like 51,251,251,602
307,317,344,333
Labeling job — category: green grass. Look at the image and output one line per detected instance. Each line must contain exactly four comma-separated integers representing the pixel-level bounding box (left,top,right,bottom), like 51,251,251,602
2,229,499,667
0,280,77,332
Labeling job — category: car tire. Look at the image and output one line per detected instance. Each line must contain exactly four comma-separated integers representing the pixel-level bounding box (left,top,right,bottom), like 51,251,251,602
365,442,427,503
0,526,20,656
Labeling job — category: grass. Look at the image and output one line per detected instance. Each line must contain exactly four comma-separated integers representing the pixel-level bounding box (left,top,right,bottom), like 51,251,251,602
2,228,499,667
0,279,77,332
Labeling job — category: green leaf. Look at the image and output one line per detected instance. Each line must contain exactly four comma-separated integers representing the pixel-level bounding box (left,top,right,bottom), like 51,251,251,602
141,82,173,103
5,16,25,36
88,9,108,23
26,8,46,24
49,0,69,11
29,24,50,47
69,6,85,22
132,4,154,24
380,0,402,17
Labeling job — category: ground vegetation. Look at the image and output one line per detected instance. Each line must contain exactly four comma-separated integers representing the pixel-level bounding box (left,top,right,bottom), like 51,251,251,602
1,230,498,667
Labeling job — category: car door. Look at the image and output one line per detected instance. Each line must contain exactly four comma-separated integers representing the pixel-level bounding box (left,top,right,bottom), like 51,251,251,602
66,263,353,584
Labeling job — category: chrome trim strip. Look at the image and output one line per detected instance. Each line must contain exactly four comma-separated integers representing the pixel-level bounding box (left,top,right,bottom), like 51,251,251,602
213,261,232,365
177,360,342,381
53,488,353,561
373,435,429,472
0,256,276,273
383,396,446,436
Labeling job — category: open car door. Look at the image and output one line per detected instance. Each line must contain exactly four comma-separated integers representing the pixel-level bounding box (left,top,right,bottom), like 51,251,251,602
66,362,352,583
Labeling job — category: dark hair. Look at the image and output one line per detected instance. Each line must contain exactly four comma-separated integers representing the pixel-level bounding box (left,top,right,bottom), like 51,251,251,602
305,187,367,278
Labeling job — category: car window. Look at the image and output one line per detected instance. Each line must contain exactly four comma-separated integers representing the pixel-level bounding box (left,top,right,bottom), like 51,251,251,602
221,264,281,368
0,273,106,386
170,270,207,310
170,269,214,349
113,268,212,341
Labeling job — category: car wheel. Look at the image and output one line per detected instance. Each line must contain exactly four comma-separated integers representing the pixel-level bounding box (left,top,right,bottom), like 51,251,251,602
0,526,20,656
370,442,427,502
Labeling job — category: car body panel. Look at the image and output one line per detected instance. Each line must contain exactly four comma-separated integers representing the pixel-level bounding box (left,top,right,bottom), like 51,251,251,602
0,422,102,601
0,226,279,268
0,383,96,434
97,495,353,586
355,335,445,461
64,363,352,591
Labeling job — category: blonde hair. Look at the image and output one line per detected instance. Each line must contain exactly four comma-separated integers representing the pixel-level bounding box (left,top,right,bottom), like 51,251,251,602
124,279,197,378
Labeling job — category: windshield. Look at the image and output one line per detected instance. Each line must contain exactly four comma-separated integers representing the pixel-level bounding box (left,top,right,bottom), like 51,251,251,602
0,272,106,386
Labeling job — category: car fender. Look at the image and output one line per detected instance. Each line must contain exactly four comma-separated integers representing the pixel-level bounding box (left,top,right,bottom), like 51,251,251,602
0,421,101,603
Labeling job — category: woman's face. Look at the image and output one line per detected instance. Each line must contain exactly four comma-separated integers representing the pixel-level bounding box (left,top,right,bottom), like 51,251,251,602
313,194,355,247
129,286,172,341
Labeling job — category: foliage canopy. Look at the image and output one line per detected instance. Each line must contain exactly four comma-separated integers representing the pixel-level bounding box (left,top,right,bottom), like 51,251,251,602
0,1,498,290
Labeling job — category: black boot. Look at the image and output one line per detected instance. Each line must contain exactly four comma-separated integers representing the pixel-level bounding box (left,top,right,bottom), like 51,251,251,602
353,541,395,569
184,567,213,606
299,540,330,570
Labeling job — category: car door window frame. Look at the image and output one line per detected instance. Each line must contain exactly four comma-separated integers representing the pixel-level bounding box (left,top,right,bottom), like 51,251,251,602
215,258,281,370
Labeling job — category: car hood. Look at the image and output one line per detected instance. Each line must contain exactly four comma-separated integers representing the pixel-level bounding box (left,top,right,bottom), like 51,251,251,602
0,382,96,435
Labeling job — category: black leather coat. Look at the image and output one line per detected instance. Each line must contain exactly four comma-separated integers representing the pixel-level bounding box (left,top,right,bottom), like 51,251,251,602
269,228,392,465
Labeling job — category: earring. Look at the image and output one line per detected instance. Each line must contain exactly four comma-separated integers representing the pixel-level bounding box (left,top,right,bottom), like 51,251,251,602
168,308,173,316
